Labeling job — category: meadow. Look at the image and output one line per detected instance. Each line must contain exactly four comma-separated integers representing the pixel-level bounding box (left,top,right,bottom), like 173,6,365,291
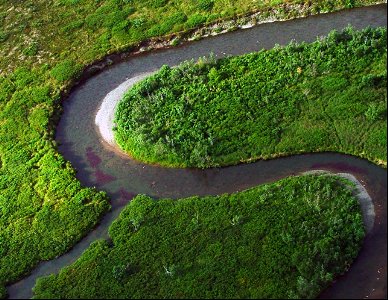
0,0,384,297
32,174,365,299
114,27,387,168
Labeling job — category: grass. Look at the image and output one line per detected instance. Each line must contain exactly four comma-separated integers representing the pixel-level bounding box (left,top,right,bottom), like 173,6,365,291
32,174,365,299
0,0,380,74
114,27,387,168
0,0,384,297
0,65,110,295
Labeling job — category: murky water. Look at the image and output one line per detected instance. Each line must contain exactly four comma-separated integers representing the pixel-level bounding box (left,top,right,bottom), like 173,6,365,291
8,4,387,299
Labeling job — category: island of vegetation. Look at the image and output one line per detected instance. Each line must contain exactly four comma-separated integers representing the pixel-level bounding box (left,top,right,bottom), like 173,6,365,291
114,26,387,168
0,0,385,298
32,174,365,299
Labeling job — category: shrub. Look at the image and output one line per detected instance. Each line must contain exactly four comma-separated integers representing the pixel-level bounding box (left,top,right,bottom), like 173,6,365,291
85,13,104,29
365,103,386,121
11,67,35,88
147,0,168,8
186,14,207,28
22,42,39,56
361,73,387,88
168,11,187,25
197,0,214,11
0,77,15,103
57,0,81,5
0,31,8,42
61,20,84,34
131,17,146,29
148,12,187,36
111,20,131,36
0,285,7,299
112,264,132,281
50,60,82,82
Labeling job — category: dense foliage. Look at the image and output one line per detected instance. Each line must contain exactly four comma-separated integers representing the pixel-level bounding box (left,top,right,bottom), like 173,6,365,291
0,0,383,296
32,174,365,299
115,27,387,168
0,287,5,299
0,0,378,74
0,66,110,295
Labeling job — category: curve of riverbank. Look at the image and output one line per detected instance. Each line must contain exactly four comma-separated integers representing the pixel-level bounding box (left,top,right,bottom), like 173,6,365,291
95,73,154,146
7,4,387,299
304,170,375,233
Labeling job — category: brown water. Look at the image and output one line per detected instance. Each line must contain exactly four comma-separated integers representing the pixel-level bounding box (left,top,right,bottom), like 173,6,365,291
7,4,387,299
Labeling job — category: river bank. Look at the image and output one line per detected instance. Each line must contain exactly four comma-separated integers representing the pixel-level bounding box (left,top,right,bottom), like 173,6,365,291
95,72,153,146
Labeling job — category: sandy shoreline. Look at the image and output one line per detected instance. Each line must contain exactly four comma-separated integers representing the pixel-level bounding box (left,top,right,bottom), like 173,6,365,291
95,72,154,146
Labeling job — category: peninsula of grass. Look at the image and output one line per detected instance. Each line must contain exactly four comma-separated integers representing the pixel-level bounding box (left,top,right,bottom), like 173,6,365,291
0,0,385,297
32,174,365,299
114,27,387,168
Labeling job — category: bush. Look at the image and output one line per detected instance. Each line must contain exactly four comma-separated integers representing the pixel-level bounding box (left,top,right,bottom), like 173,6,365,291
22,42,39,56
147,0,168,8
85,13,104,29
365,103,386,121
131,17,146,29
186,14,207,28
197,0,214,11
50,60,82,82
361,73,387,88
168,11,187,25
147,12,187,36
0,77,15,103
0,285,7,299
0,31,8,42
61,20,84,34
112,264,132,281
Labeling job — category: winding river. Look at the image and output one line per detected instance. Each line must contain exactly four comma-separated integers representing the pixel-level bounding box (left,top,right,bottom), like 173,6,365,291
8,4,387,299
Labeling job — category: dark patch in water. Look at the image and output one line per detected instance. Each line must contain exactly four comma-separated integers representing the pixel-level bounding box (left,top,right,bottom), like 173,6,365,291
94,169,116,185
311,162,367,175
119,188,136,201
112,188,137,207
86,147,102,168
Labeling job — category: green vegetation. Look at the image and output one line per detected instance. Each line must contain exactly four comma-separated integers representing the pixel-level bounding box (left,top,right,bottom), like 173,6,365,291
32,174,365,299
0,0,380,74
114,27,387,168
0,66,110,293
0,286,5,299
0,0,384,296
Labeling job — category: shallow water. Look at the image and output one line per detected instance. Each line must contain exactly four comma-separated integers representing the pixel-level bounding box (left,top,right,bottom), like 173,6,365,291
7,4,387,299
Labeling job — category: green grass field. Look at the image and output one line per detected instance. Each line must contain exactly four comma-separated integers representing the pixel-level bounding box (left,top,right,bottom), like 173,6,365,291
114,27,387,168
0,0,384,297
32,174,365,299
